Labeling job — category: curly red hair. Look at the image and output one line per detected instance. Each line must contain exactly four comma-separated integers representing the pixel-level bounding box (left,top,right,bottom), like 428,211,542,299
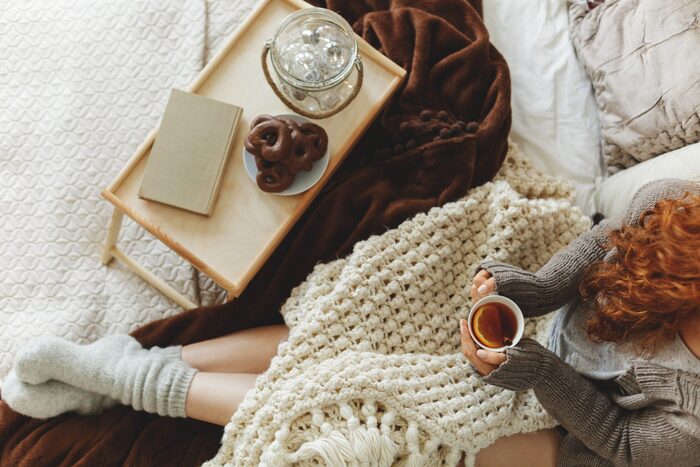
580,191,700,353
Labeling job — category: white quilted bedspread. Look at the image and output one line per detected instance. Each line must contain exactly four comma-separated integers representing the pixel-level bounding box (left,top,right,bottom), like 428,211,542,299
0,0,258,382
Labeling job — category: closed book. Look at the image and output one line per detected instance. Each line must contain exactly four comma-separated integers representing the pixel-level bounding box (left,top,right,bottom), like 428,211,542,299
138,89,242,216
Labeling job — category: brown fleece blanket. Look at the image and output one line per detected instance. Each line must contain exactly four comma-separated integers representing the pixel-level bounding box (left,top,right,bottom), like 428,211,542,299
0,1,510,465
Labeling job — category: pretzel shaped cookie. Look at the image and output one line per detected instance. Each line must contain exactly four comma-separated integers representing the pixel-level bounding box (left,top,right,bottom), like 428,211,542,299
287,124,328,172
255,163,295,193
244,119,292,162
246,115,329,193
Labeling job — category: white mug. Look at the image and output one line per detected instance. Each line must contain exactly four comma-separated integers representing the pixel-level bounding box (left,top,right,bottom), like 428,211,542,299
467,295,524,352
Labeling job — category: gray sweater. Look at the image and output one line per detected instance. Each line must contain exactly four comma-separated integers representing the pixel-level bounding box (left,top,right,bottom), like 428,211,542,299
480,179,700,467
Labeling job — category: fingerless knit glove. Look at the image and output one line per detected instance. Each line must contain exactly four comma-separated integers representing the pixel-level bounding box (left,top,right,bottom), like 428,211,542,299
482,338,561,391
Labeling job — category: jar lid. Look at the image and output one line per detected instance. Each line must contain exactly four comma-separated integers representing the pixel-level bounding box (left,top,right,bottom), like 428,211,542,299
271,8,357,91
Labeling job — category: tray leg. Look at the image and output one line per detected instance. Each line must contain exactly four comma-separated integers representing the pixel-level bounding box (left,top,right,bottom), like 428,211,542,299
102,207,197,310
102,208,124,265
111,247,198,310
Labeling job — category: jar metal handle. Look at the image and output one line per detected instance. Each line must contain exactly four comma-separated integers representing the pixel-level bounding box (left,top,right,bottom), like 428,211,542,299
261,40,364,120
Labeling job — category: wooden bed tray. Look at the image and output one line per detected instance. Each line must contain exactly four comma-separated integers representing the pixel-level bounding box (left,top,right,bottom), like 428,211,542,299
101,0,406,309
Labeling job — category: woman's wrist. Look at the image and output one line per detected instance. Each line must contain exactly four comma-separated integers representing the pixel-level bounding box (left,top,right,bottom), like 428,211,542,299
482,338,557,391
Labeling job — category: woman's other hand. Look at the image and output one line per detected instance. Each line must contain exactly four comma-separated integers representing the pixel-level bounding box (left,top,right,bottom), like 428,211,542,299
471,269,495,302
460,318,506,375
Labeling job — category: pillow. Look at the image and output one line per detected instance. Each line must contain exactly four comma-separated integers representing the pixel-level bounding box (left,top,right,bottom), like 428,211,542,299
483,0,602,215
569,0,700,174
595,142,700,218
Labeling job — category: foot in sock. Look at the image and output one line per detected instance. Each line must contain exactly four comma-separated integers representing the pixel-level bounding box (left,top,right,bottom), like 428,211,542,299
4,343,183,419
13,334,196,417
2,370,117,418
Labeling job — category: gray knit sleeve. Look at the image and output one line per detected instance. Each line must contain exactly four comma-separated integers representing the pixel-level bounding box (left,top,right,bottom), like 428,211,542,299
484,338,700,467
479,220,612,317
479,178,700,318
623,178,700,227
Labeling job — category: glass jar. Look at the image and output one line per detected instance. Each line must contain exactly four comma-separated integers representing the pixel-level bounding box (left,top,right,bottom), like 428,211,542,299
262,7,363,119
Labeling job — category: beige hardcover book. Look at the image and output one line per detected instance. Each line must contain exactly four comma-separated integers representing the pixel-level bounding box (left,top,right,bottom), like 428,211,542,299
138,89,243,216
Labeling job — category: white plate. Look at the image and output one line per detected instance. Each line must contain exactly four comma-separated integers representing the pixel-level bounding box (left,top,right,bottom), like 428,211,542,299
243,114,329,196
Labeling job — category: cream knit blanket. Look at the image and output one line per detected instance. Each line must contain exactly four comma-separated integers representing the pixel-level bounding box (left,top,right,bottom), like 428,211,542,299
205,144,591,467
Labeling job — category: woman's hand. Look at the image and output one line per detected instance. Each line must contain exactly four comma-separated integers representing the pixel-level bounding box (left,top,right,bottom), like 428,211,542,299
460,318,506,375
471,269,495,302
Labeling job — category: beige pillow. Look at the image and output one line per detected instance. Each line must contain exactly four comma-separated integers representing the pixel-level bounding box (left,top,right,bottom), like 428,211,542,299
595,143,700,219
569,0,700,174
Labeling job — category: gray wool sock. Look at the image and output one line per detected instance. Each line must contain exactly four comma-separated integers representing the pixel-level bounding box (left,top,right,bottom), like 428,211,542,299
3,344,183,419
2,370,118,418
14,334,197,418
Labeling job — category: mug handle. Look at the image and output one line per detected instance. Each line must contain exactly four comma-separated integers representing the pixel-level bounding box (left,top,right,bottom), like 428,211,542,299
260,40,364,120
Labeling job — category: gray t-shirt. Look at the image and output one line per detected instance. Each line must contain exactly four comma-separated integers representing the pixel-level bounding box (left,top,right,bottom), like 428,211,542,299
547,298,700,380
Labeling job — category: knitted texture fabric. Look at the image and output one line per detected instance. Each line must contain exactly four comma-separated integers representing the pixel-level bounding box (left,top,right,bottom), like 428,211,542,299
11,336,194,418
203,143,591,467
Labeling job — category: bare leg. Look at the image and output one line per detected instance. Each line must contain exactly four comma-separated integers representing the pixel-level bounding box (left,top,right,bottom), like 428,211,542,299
180,325,288,425
181,324,288,374
473,429,561,467
185,372,258,426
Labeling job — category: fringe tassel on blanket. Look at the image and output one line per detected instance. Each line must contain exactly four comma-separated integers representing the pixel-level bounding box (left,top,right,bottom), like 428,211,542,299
264,404,462,467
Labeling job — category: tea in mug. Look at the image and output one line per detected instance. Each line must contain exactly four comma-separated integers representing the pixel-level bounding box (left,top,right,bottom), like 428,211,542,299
470,302,518,348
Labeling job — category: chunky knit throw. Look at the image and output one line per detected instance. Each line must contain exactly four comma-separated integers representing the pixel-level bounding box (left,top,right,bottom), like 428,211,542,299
205,144,591,467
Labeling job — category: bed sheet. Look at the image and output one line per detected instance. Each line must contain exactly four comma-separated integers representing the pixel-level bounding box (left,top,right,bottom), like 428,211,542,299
0,0,255,384
484,0,602,215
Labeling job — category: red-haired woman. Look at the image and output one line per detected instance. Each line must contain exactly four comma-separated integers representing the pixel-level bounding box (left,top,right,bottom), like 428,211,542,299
464,179,700,466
